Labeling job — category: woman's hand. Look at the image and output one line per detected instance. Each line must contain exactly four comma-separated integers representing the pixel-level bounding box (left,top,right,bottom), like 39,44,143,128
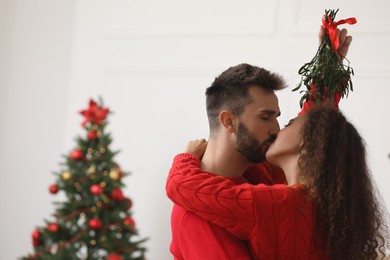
318,25,352,61
184,139,207,159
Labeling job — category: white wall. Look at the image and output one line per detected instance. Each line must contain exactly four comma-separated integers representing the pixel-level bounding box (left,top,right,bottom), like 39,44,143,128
0,0,76,259
1,0,390,259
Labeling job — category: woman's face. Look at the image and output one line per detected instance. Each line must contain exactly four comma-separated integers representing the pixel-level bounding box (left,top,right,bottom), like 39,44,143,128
265,115,306,166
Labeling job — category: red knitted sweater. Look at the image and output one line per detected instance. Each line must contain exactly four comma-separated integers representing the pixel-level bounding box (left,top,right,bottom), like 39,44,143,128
166,153,329,260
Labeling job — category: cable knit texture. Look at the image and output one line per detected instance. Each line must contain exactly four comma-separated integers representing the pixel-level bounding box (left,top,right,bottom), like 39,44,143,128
166,153,329,260
170,196,253,259
169,155,285,259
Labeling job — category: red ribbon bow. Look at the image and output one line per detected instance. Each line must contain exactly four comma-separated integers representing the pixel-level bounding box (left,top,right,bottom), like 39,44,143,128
80,99,109,126
322,15,357,53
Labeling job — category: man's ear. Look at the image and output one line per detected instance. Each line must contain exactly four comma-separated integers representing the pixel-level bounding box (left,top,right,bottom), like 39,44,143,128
220,110,236,133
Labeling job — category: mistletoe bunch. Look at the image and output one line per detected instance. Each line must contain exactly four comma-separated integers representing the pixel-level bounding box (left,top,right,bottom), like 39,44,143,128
294,9,357,109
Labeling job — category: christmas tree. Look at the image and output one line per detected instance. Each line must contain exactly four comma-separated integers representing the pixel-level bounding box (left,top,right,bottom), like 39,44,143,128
22,98,147,260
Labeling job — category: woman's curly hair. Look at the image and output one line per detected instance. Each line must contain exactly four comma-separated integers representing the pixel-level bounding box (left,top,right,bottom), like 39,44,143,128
298,103,389,259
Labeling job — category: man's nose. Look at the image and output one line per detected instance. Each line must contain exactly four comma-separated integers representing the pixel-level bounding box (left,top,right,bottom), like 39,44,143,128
271,121,280,135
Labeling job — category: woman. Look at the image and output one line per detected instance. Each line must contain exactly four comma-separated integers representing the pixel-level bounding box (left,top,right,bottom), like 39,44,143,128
166,104,389,259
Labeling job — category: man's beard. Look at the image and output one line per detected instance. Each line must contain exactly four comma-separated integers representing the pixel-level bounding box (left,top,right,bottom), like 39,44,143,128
235,122,276,163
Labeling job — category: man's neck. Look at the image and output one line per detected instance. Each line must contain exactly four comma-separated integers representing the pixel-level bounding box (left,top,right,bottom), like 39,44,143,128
200,138,250,178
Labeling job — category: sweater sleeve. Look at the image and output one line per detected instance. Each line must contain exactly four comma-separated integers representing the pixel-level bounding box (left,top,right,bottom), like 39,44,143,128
170,205,252,260
243,162,287,185
166,153,262,240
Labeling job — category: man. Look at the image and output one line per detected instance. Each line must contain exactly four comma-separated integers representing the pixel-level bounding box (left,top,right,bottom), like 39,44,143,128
169,64,287,259
168,27,352,259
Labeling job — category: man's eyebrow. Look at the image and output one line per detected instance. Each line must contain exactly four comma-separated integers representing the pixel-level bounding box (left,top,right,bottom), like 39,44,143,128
258,109,281,117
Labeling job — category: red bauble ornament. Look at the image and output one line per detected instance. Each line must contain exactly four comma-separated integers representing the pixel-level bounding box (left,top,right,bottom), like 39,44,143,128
110,188,124,201
90,184,103,195
47,223,59,232
124,197,133,210
32,230,42,240
87,130,98,140
32,239,41,247
89,218,102,230
32,230,42,247
123,216,135,228
107,253,123,260
49,184,59,194
70,149,84,160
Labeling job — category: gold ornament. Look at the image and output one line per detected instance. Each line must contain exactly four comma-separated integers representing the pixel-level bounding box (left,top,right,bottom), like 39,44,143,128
87,165,96,175
99,147,106,154
109,168,121,181
100,181,106,188
96,201,103,208
90,240,96,246
101,194,110,204
74,182,82,192
99,236,107,243
97,129,103,138
87,148,94,154
62,171,72,181
91,206,97,212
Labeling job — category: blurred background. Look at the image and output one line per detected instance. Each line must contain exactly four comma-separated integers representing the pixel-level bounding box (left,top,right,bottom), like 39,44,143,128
1,0,389,259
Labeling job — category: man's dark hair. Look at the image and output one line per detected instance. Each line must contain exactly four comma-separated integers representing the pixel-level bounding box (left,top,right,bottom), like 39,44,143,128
205,63,286,135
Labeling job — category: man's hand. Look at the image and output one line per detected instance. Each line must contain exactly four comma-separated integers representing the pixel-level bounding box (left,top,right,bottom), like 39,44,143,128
184,139,207,159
